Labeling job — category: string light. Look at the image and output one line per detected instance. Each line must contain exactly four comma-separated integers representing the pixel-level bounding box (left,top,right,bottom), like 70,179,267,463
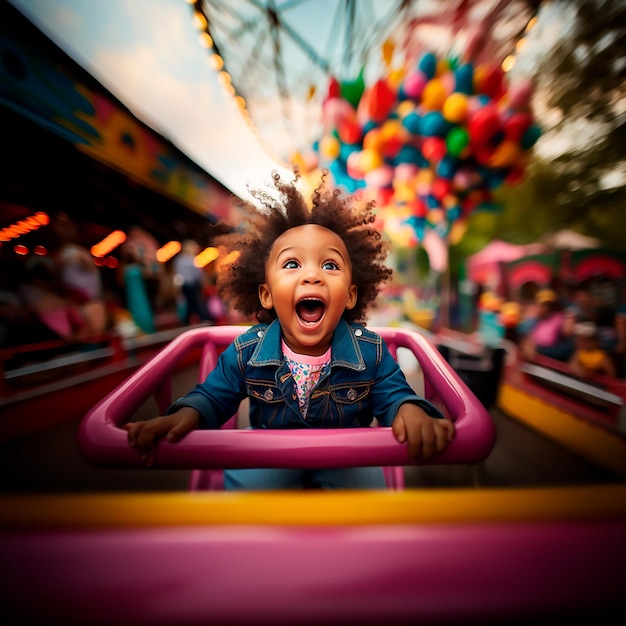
156,240,182,263
91,230,127,257
0,211,49,242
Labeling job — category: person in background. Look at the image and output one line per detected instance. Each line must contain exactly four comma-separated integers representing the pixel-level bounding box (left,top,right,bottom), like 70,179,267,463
518,288,574,362
568,321,616,379
51,212,108,337
125,170,455,489
173,239,211,325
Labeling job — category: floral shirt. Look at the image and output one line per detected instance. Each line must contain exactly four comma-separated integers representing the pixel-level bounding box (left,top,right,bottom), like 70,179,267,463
282,340,331,417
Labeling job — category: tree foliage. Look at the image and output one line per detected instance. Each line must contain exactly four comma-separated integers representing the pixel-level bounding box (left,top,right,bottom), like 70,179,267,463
455,0,626,258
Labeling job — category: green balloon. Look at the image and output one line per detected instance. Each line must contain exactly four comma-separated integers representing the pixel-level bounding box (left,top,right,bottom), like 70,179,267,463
446,126,469,156
341,67,365,108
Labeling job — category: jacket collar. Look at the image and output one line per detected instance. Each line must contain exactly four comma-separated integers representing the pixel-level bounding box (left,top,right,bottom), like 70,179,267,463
248,318,365,371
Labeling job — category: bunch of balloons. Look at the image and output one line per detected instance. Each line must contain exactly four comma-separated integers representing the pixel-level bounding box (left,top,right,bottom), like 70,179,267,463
313,52,541,245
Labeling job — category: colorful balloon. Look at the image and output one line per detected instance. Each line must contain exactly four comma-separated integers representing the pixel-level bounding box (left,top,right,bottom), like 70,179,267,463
442,92,469,123
314,49,540,245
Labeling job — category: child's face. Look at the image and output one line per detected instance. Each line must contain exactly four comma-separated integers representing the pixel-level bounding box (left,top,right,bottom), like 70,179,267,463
259,224,357,356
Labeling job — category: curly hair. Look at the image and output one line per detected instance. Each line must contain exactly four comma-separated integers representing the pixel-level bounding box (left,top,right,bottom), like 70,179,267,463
215,170,392,324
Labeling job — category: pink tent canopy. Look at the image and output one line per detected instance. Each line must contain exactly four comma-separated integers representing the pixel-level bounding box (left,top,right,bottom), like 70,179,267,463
466,240,544,286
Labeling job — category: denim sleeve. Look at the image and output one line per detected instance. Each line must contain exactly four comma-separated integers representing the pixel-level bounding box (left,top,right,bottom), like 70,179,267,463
167,341,248,429
370,342,444,427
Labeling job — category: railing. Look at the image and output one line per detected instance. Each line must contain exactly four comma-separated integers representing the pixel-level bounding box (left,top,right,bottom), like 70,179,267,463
78,325,497,471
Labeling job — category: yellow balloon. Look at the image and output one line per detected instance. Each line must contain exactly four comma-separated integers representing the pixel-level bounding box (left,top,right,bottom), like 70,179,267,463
388,67,405,89
380,119,403,141
449,218,468,245
319,135,341,160
396,100,415,119
442,93,469,123
416,168,435,185
359,147,383,173
395,184,416,203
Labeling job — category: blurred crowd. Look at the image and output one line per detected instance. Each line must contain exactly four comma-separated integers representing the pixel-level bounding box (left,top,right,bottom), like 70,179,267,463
480,276,626,380
0,215,229,364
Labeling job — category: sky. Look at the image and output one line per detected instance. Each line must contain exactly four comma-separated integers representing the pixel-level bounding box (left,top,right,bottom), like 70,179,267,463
8,0,293,200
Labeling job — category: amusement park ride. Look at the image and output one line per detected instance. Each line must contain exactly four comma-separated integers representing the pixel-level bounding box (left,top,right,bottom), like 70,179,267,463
1,1,625,624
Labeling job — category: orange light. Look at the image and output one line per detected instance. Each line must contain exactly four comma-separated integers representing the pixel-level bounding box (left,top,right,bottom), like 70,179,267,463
14,244,28,255
91,230,127,257
216,250,240,271
194,246,219,268
156,240,182,263
34,245,47,255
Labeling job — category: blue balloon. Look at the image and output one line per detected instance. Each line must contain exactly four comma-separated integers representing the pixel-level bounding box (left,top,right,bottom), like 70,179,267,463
454,63,474,95
521,124,542,149
426,194,440,209
362,120,378,135
420,111,451,138
402,111,422,134
447,205,462,221
394,145,428,168
340,142,360,163
437,155,459,179
407,216,425,240
418,52,437,80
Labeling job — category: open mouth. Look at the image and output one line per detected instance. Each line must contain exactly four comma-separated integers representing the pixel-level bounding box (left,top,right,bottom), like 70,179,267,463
296,298,326,325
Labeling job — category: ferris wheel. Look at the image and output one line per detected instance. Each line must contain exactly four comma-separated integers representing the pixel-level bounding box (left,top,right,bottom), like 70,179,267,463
188,0,540,165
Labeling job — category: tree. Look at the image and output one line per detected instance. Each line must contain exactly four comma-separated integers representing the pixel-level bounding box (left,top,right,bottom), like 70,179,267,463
457,0,626,255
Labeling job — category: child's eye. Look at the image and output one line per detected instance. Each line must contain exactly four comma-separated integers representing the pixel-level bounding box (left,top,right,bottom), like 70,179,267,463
322,260,339,271
283,260,300,269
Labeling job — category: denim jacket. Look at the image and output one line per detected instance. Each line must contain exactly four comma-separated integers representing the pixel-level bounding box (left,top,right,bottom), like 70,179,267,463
169,319,442,429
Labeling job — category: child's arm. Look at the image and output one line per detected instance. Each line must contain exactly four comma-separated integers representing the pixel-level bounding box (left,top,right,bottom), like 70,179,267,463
391,403,455,461
124,406,200,467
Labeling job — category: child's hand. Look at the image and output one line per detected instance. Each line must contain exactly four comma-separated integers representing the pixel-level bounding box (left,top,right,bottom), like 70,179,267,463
391,403,455,461
124,407,200,467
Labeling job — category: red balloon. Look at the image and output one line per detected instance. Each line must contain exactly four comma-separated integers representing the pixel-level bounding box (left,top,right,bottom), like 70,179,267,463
422,137,447,163
326,76,341,100
468,103,501,144
432,177,453,200
504,112,532,142
479,65,504,99
338,118,362,144
362,79,397,124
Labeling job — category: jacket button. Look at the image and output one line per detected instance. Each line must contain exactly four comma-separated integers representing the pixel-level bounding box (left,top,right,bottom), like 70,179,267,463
263,389,274,401
257,330,264,338
354,329,362,336
347,388,357,401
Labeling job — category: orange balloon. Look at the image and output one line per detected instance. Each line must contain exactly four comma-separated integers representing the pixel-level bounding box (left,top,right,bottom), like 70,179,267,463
422,78,447,110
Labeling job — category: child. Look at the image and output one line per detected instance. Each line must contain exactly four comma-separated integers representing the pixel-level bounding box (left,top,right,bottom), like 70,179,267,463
568,321,616,379
125,171,455,489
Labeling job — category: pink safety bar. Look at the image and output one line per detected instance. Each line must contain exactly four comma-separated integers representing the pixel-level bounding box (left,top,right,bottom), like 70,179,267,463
78,325,496,471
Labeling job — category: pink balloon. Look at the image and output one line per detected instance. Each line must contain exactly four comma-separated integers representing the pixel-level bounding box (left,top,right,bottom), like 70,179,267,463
395,163,418,182
403,71,427,100
365,164,394,189
346,150,364,179
322,97,356,130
